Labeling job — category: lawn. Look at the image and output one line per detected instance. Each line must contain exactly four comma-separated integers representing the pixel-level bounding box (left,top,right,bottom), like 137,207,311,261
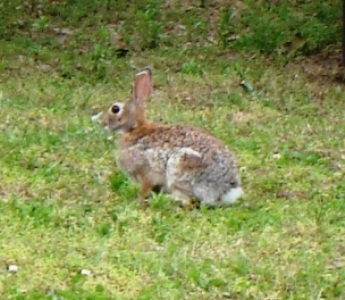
0,1,344,299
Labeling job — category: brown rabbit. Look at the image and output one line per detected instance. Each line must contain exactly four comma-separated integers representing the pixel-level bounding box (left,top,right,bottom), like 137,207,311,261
93,67,243,207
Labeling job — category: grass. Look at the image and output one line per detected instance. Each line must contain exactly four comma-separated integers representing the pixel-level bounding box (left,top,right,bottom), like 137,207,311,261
0,0,344,299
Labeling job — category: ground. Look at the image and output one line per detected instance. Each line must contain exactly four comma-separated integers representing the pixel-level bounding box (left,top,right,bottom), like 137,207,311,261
0,1,344,299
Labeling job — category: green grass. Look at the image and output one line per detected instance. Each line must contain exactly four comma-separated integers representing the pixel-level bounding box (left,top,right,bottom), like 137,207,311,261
0,0,345,299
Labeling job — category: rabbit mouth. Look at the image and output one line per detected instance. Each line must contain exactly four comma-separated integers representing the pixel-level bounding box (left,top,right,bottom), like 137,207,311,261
91,112,111,131
91,112,103,123
91,112,125,132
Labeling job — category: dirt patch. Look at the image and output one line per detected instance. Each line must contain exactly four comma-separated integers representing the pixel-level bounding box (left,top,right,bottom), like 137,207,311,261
288,48,344,85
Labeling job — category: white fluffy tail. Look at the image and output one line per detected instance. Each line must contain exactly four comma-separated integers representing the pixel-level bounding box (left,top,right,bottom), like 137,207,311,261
220,187,243,206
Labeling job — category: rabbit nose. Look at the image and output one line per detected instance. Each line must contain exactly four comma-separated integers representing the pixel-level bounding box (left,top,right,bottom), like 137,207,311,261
91,112,103,123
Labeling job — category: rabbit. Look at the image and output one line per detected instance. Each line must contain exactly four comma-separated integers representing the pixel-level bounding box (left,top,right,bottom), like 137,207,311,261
92,67,243,208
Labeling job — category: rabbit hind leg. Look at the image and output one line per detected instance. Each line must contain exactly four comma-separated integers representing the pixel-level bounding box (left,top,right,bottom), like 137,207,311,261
166,169,197,209
169,187,198,210
166,148,203,209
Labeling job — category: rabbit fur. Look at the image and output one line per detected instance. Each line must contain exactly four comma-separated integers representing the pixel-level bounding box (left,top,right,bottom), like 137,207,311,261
93,67,243,208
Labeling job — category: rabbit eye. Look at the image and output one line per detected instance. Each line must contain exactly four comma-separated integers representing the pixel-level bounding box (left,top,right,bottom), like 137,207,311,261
111,104,120,114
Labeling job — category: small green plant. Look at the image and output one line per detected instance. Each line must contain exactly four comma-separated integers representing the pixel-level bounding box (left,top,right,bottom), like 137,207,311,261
217,8,236,48
32,15,50,32
180,59,203,75
108,171,127,192
151,215,170,243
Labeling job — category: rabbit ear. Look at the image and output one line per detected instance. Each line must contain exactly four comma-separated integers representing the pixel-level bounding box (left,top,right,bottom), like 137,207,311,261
132,67,152,107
